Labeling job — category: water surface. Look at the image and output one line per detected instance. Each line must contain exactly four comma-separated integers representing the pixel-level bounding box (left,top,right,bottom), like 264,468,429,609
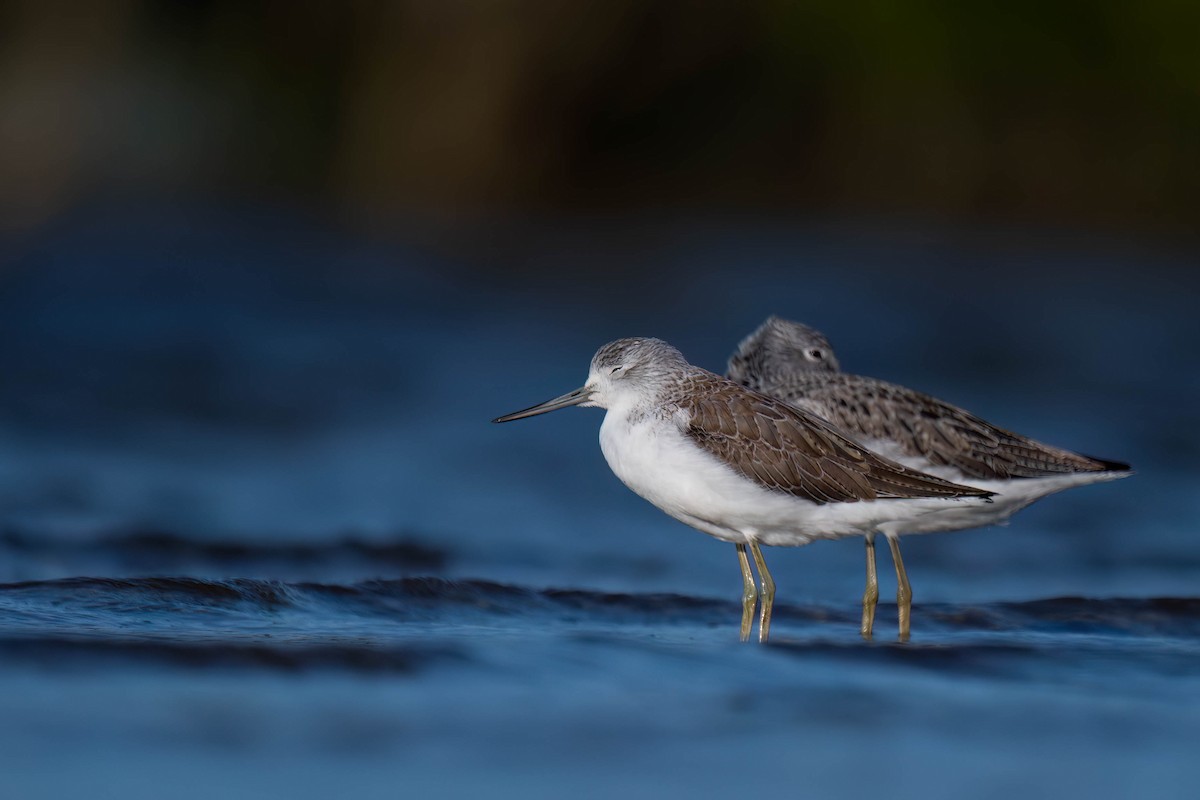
0,207,1194,799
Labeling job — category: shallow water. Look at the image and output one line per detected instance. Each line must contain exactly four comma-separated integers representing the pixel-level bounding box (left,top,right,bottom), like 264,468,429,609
0,207,1196,798
2,571,1198,799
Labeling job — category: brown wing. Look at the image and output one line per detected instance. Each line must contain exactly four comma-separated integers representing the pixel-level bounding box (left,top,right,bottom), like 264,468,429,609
788,375,1130,480
676,373,994,505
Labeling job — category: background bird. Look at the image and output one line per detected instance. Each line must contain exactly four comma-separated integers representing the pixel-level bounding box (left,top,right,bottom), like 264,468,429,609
727,316,1132,639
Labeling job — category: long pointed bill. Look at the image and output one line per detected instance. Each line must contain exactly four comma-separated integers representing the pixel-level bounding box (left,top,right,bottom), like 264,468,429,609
492,386,593,423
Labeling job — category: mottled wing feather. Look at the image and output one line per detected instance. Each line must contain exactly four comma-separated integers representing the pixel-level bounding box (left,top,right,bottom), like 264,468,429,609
676,373,993,505
780,375,1128,479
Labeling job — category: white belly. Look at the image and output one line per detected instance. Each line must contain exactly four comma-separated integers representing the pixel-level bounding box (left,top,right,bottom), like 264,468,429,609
862,438,1131,536
598,411,992,547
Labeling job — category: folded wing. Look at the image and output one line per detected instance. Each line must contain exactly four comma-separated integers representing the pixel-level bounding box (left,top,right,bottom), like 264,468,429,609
678,375,995,504
794,376,1130,479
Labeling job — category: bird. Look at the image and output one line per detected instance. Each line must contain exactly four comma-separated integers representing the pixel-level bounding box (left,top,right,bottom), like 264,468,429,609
727,316,1132,640
493,337,994,643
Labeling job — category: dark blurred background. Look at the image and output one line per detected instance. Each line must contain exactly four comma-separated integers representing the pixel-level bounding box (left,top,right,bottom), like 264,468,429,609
2,0,1199,235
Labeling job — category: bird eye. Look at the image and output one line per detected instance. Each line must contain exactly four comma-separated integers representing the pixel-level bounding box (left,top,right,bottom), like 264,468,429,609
808,349,824,360
610,366,623,375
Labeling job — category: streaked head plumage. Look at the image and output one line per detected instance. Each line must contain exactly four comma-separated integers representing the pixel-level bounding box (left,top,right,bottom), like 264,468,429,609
587,337,689,404
591,337,686,375
492,337,690,422
727,316,840,391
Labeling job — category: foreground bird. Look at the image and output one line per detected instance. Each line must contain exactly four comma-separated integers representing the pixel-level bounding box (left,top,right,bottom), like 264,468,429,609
727,316,1131,639
493,337,994,642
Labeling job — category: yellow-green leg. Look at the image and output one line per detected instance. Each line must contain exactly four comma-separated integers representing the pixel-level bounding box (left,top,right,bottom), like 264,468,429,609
887,536,912,642
861,533,878,640
748,540,775,643
735,543,757,643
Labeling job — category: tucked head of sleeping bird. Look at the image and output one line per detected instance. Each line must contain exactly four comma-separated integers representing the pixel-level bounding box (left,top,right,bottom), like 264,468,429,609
726,316,840,391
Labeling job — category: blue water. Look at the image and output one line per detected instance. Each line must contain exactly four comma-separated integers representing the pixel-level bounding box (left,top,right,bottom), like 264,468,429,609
1,206,1196,799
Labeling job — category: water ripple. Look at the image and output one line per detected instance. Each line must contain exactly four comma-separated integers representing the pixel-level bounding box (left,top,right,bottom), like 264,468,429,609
0,575,1196,673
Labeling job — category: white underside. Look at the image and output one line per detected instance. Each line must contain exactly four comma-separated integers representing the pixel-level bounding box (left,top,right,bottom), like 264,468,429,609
598,406,997,548
860,438,1130,537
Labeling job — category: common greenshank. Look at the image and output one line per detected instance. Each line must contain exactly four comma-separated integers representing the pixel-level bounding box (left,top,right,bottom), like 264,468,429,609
728,316,1131,640
494,337,994,642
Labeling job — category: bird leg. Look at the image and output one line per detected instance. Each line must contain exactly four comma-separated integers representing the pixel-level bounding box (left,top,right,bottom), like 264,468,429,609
748,540,775,643
887,536,912,642
735,543,757,642
861,533,878,640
